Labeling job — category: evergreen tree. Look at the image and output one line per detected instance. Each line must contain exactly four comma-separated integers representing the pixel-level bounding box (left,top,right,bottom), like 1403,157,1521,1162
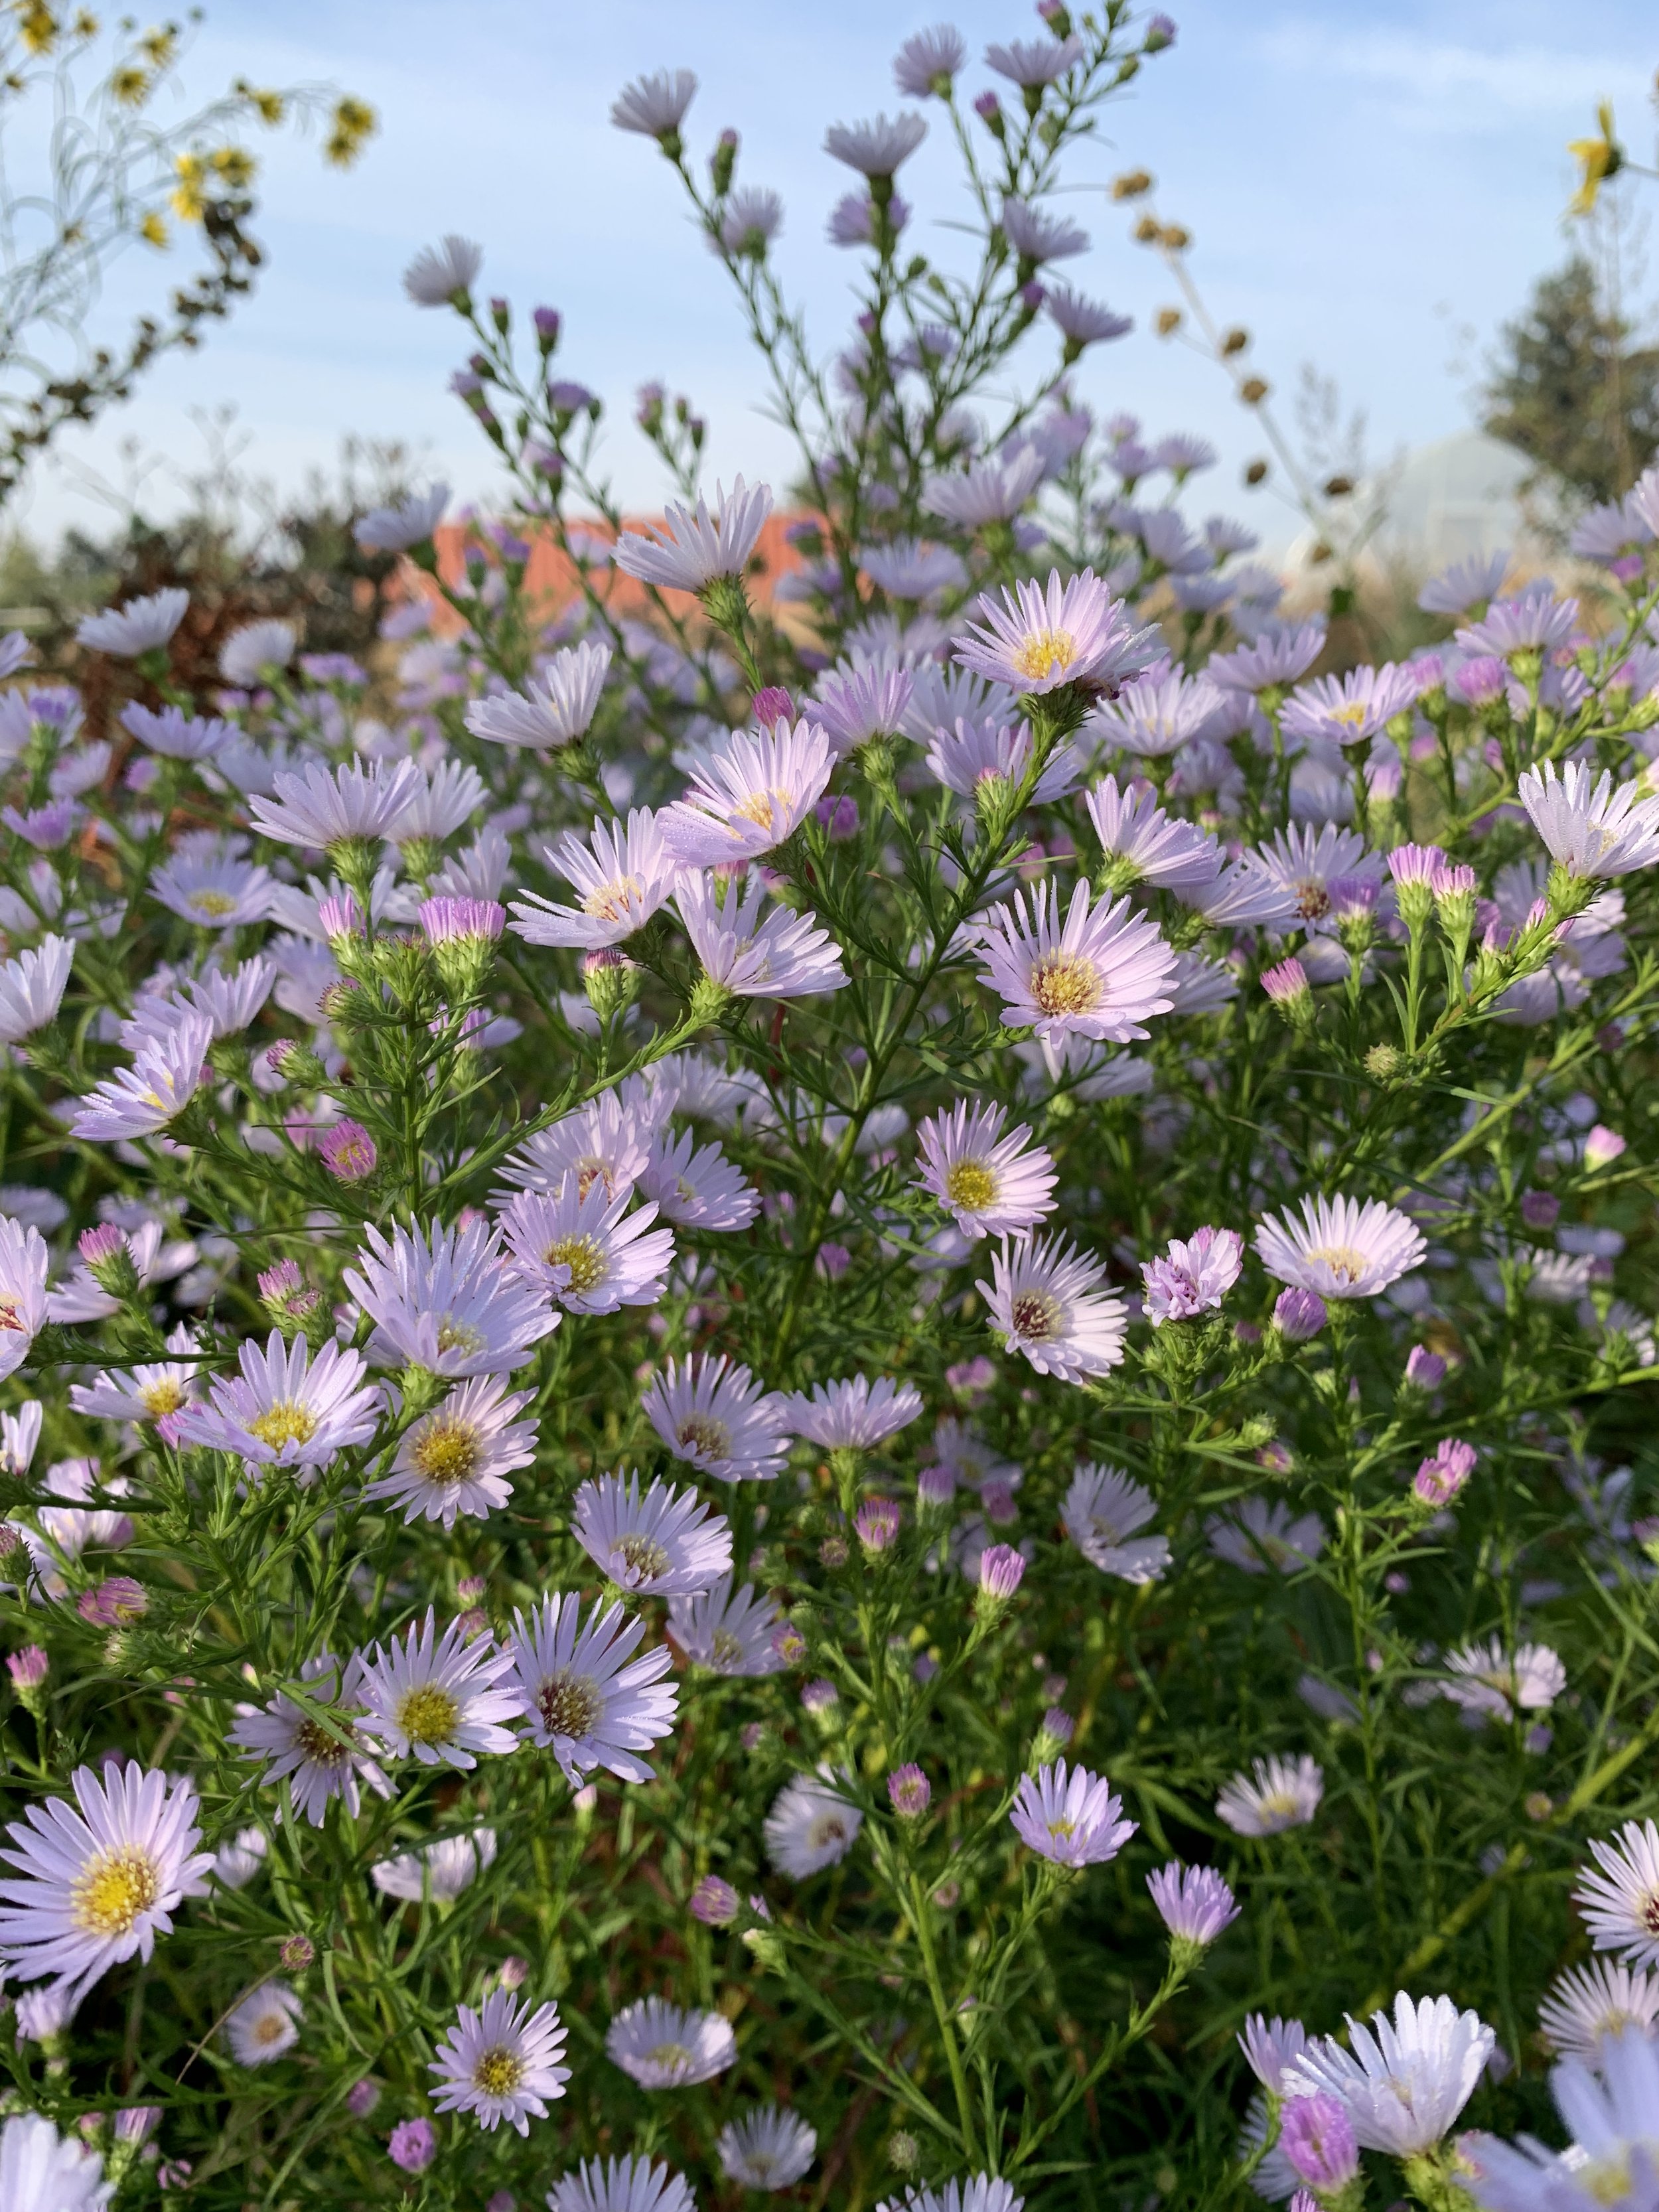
1482,254,1659,504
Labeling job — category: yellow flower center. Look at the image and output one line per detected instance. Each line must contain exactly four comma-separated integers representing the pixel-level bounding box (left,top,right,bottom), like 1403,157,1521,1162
613,1532,671,1582
1010,627,1077,684
190,889,238,918
247,1400,318,1450
0,1295,25,1331
396,1684,461,1745
1258,1791,1301,1828
472,2047,524,2097
1305,1242,1368,1286
411,1416,480,1486
1028,952,1102,1019
1329,701,1368,728
537,1669,600,1739
735,792,778,832
139,1378,186,1416
544,1234,607,1293
1045,1817,1076,1842
648,2041,692,2073
573,1159,611,1201
435,1315,486,1357
252,2010,291,2047
1581,2155,1636,2208
1089,1516,1125,1547
293,1717,352,1766
1295,879,1329,921
72,1846,159,1936
809,1813,848,1852
676,1412,731,1461
944,1159,999,1211
711,1627,744,1668
582,873,642,922
1010,1290,1062,1342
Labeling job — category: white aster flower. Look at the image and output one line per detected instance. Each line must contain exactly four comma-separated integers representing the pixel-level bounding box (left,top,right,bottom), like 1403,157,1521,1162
149,848,274,928
430,1987,569,2134
1216,1754,1324,1837
979,1232,1127,1381
676,872,847,998
345,1215,559,1376
925,715,1081,808
0,1216,49,1382
1285,1991,1494,2154
1206,1498,1326,1576
499,1181,675,1314
175,1331,381,1474
668,1576,787,1675
68,1357,198,1429
467,640,613,749
0,1761,212,2002
0,2112,113,2210
782,1374,923,1448
1466,2029,1659,2212
218,619,297,687
1519,757,1659,879
1576,1819,1659,1967
403,234,483,305
1061,1463,1169,1582
571,1470,732,1595
372,1827,496,1903
611,69,697,137
75,588,188,656
1009,1759,1136,1867
1441,1637,1566,1724
824,111,926,176
70,1010,212,1143
498,1086,659,1205
876,2182,1023,2212
976,880,1175,1046
355,1609,520,1769
658,718,833,866
226,1978,303,2065
511,810,676,948
638,1122,758,1231
549,2154,696,2212
212,1828,267,1890
247,755,422,850
1084,774,1222,891
0,934,72,1043
612,477,773,591
916,1100,1057,1240
607,1996,735,2087
1538,1959,1659,2061
504,1592,678,1783
356,482,449,552
718,2106,818,2191
369,1374,538,1527
1255,1193,1427,1300
644,1354,790,1482
229,1653,392,1826
764,1768,863,1877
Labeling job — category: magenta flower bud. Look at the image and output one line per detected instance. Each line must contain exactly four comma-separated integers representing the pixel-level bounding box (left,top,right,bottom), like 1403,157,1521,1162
78,1222,124,1266
1041,1704,1074,1745
1146,1860,1240,1944
689,1874,740,1925
974,89,1001,121
456,1575,486,1602
1520,1189,1560,1230
816,793,859,839
1261,956,1309,1008
7,1644,48,1691
1585,1124,1626,1171
978,1543,1027,1601
113,2106,160,2144
77,1576,147,1628
1451,654,1507,706
1273,1288,1327,1342
532,305,561,345
814,1240,851,1279
1414,1436,1477,1507
387,2118,437,2174
317,891,360,942
751,686,794,727
771,1621,808,1667
1020,279,1046,311
918,1463,956,1508
1404,1345,1446,1390
1145,11,1177,47
497,1956,530,1991
317,1119,377,1184
856,1497,901,1553
263,1038,299,1076
418,895,506,946
259,1257,303,1302
279,1933,315,1972
888,1763,930,1818
801,1677,839,1714
981,1477,1019,1526
346,2079,380,2118
1280,2093,1359,2191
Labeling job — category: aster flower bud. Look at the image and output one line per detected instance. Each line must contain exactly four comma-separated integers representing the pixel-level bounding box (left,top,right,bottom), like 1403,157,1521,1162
975,1542,1027,1622
689,1874,740,1925
1585,1123,1626,1171
771,1620,808,1668
1144,11,1177,48
1387,842,1447,930
498,1956,529,1990
1520,1189,1559,1230
1404,1345,1446,1391
419,895,506,995
801,1678,839,1716
887,1763,930,1818
279,1932,315,1972
711,126,739,196
974,89,1005,137
1273,1288,1327,1343
582,946,641,1024
78,1222,138,1299
917,1463,956,1511
7,1643,48,1716
78,1576,147,1629
1147,1862,1240,1962
1261,956,1312,1027
855,1497,901,1554
346,2079,380,2118
888,2132,920,2174
317,1120,378,1186
388,2118,437,2174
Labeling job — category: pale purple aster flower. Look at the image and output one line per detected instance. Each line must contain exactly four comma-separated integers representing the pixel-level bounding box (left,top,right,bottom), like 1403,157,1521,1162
954,569,1159,696
1207,1498,1325,1575
175,956,275,1041
511,810,675,949
372,1829,496,1903
668,1576,786,1675
1010,1759,1136,1866
980,1232,1127,1380
502,1593,677,1784
1061,1463,1169,1582
1537,1960,1659,2060
1274,1286,1327,1341
355,1608,519,1769
1285,1992,1494,2155
1280,660,1418,747
1240,2013,1310,2097
894,25,967,96
549,2156,697,2212
719,186,783,256
1279,2096,1358,2193
1086,774,1222,891
1451,654,1508,706
1141,1226,1244,1324
345,2079,379,2117
607,1997,735,2087
1257,824,1383,924
783,1374,923,1448
889,1764,930,1817
1417,548,1510,615
1207,620,1326,694
999,196,1088,263
1086,663,1227,755
402,234,482,303
764,1768,863,1876
392,759,488,846
638,1123,758,1232
643,1353,790,1481
658,718,833,865
814,663,915,754
226,1980,303,2065
987,32,1083,84
1,796,80,849
418,895,504,952
718,2106,817,2191
466,640,611,749
923,445,1046,528
229,1653,392,1826
248,756,422,850
1577,1819,1659,1966
824,113,927,177
0,934,73,1043
1045,286,1132,348
675,872,847,997
1255,1193,1426,1299
76,588,188,656
71,1010,212,1142
875,2182,1024,2212
855,1498,901,1553
0,1761,211,2002
356,483,449,552
613,477,772,591
1405,1345,1447,1390
369,1374,537,1527
388,2117,437,2172
1518,759,1659,879
861,542,966,601
1455,583,1578,658
916,1100,1056,1239
1441,1638,1565,1724
499,1181,674,1315
926,715,1082,806
1189,858,1300,928
611,70,697,138
218,619,295,686
346,1215,560,1375
0,2113,111,2206
175,1331,381,1473
430,1988,569,2134
828,189,908,247
1216,1753,1323,1836
1147,1862,1240,1944
497,1086,658,1205
977,880,1175,1045
571,1471,731,1595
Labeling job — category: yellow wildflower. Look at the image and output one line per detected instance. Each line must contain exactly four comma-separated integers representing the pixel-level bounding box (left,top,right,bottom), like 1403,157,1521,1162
1567,100,1623,216
324,94,376,167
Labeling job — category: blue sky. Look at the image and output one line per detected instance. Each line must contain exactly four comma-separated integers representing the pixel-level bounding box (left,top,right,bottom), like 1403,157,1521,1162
15,0,1659,546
